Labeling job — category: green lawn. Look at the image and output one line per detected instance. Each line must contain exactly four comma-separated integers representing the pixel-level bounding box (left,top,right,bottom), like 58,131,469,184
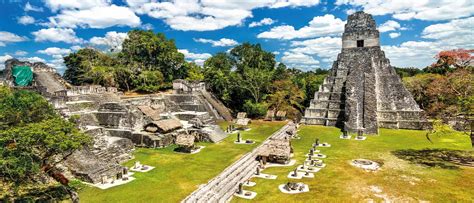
78,121,286,202
234,125,474,202
79,123,473,202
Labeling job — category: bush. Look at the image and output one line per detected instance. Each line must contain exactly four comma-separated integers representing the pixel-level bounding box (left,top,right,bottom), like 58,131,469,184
243,100,268,118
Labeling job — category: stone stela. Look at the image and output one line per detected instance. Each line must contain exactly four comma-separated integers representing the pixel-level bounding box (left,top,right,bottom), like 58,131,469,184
302,11,427,135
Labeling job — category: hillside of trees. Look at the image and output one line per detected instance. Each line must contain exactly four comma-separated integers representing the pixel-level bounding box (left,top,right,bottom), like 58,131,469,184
62,30,473,121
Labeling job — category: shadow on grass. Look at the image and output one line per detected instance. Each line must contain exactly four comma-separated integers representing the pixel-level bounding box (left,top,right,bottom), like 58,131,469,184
392,149,474,169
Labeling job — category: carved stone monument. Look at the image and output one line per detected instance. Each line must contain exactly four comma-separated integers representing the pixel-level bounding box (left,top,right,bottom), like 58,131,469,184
302,11,426,134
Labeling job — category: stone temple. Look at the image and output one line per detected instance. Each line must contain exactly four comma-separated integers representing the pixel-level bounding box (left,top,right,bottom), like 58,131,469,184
302,11,427,134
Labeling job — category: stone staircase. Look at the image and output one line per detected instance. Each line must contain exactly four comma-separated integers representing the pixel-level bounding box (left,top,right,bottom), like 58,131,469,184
199,90,233,122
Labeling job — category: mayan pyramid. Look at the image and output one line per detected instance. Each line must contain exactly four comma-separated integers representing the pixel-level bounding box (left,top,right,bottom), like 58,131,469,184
302,11,426,134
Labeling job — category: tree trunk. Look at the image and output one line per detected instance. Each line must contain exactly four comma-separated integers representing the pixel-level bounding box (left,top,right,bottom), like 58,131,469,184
470,119,473,148
64,186,80,203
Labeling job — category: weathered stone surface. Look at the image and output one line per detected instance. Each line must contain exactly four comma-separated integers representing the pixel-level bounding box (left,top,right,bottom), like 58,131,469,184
303,11,426,134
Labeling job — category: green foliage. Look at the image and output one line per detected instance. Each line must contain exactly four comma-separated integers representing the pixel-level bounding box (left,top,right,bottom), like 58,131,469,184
120,30,185,82
0,86,56,129
403,69,473,118
243,100,268,118
395,67,424,78
134,70,167,93
0,117,91,182
63,30,188,93
0,88,91,201
185,62,204,82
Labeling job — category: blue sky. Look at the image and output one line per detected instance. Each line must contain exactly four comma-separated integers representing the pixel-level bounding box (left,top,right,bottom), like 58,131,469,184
0,0,473,74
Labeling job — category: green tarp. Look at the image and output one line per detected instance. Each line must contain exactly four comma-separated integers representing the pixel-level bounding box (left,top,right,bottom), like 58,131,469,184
12,65,33,86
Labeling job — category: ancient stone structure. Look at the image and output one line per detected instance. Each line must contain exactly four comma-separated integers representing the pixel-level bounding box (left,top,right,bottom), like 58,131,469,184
172,79,233,122
258,138,292,164
303,11,426,134
2,59,233,184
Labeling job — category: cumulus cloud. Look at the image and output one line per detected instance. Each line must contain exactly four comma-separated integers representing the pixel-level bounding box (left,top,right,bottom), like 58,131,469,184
249,18,275,27
70,45,82,51
89,31,128,52
335,0,474,21
194,38,238,47
0,55,13,69
389,32,401,38
289,37,341,60
281,52,320,70
19,56,46,63
24,2,43,12
44,0,111,12
18,15,35,25
37,47,72,57
47,5,141,29
0,31,28,46
127,0,319,31
14,50,28,56
178,49,212,65
383,17,474,68
378,20,404,33
257,14,345,40
32,28,83,44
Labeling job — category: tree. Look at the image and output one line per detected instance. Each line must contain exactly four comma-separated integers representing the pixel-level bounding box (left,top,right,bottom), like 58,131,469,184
403,73,443,112
0,87,92,202
63,48,117,85
119,30,185,82
134,70,165,93
425,49,474,74
114,66,135,91
230,43,276,74
0,86,56,129
267,79,305,119
185,62,204,82
236,67,273,103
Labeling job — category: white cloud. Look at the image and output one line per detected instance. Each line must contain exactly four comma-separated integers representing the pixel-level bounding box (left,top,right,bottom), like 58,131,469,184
178,49,212,65
335,0,474,21
378,20,403,33
281,52,320,70
0,55,13,70
178,49,212,60
18,16,35,25
19,56,46,63
70,45,82,51
32,28,83,44
44,0,111,12
288,37,341,61
272,51,280,55
383,17,474,68
127,0,319,31
194,38,238,47
249,18,275,27
257,14,345,40
142,23,154,30
24,2,43,12
89,31,128,52
270,0,320,8
389,32,401,38
345,9,356,15
14,50,28,56
0,31,28,46
47,5,141,29
421,17,474,46
38,47,72,56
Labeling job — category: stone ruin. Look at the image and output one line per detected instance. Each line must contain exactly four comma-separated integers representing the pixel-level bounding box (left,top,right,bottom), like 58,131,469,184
302,11,428,134
258,138,293,164
2,59,234,184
